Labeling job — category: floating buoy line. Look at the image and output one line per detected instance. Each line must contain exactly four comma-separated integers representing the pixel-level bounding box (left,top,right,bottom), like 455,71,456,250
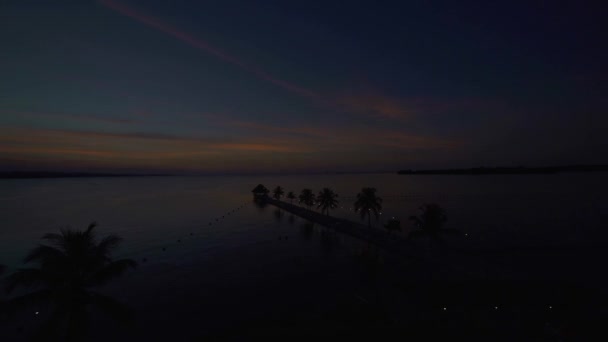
143,200,250,262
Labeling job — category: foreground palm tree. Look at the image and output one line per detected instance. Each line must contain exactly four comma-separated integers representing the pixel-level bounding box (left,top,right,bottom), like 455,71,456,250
299,189,315,209
287,191,296,204
408,203,458,240
354,187,383,228
272,186,285,201
317,188,339,216
5,222,137,341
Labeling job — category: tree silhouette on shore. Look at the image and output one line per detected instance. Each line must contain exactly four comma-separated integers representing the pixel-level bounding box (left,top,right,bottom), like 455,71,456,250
354,188,383,228
252,184,269,199
317,188,339,216
408,203,459,241
5,222,137,341
287,191,296,204
384,218,401,235
272,186,284,201
299,189,315,209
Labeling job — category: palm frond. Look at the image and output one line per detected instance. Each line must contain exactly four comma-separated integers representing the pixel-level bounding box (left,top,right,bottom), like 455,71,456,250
96,235,122,258
5,268,50,293
24,244,65,265
87,259,137,287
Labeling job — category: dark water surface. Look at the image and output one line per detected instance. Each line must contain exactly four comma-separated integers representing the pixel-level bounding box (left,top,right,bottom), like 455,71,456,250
1,173,607,339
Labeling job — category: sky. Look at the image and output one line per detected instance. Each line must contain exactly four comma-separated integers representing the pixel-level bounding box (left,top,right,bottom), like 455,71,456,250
1,0,606,174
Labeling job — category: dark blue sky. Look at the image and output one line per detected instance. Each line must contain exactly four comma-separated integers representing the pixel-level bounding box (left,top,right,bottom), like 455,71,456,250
1,0,606,173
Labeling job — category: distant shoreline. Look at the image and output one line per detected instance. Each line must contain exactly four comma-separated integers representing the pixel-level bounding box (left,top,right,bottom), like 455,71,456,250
397,165,608,175
0,172,172,179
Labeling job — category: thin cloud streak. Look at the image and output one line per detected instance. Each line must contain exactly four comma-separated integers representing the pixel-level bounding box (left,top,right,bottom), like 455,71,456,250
98,0,319,99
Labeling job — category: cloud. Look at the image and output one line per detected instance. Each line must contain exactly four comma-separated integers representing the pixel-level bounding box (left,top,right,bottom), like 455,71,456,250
4,110,139,125
334,93,413,120
98,0,319,100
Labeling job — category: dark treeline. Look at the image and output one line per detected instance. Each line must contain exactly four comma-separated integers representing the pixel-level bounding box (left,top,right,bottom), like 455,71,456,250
398,164,608,175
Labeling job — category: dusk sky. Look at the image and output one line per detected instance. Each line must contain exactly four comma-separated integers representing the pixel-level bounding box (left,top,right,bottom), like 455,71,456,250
1,0,606,174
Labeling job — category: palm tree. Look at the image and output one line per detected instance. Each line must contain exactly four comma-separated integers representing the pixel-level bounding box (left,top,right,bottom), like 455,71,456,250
354,187,383,228
5,222,137,341
298,189,315,209
287,191,296,204
252,184,269,199
272,186,285,201
384,218,401,234
316,188,339,216
408,203,458,240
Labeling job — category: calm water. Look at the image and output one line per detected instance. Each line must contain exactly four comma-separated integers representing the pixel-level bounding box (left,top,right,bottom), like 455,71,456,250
1,173,607,339
2,173,606,268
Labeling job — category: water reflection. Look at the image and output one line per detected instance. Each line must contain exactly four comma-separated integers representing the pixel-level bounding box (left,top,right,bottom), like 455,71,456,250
273,208,283,222
300,222,314,240
253,198,268,212
320,228,340,256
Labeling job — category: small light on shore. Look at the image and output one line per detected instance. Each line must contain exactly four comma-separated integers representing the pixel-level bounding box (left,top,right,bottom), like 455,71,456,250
443,307,447,311
465,233,468,236
494,306,498,310
35,312,39,315
549,305,552,309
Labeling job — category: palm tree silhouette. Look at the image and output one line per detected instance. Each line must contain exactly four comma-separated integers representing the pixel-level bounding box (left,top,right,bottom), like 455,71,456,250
272,186,285,201
384,218,401,235
316,188,339,216
5,222,137,341
252,184,269,199
408,203,458,240
298,189,315,209
287,191,296,204
354,188,383,228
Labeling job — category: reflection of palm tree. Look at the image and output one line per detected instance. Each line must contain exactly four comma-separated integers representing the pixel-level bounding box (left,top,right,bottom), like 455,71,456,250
408,203,458,240
299,189,315,209
273,208,283,221
287,191,296,204
300,222,314,240
354,188,382,228
5,223,137,341
317,188,339,216
272,186,284,201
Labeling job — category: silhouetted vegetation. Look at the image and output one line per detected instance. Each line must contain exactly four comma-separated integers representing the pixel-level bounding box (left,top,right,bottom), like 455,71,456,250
316,188,339,216
272,186,284,200
408,203,459,240
287,191,296,204
252,184,269,198
354,188,383,228
5,223,137,341
383,218,401,234
299,189,315,209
